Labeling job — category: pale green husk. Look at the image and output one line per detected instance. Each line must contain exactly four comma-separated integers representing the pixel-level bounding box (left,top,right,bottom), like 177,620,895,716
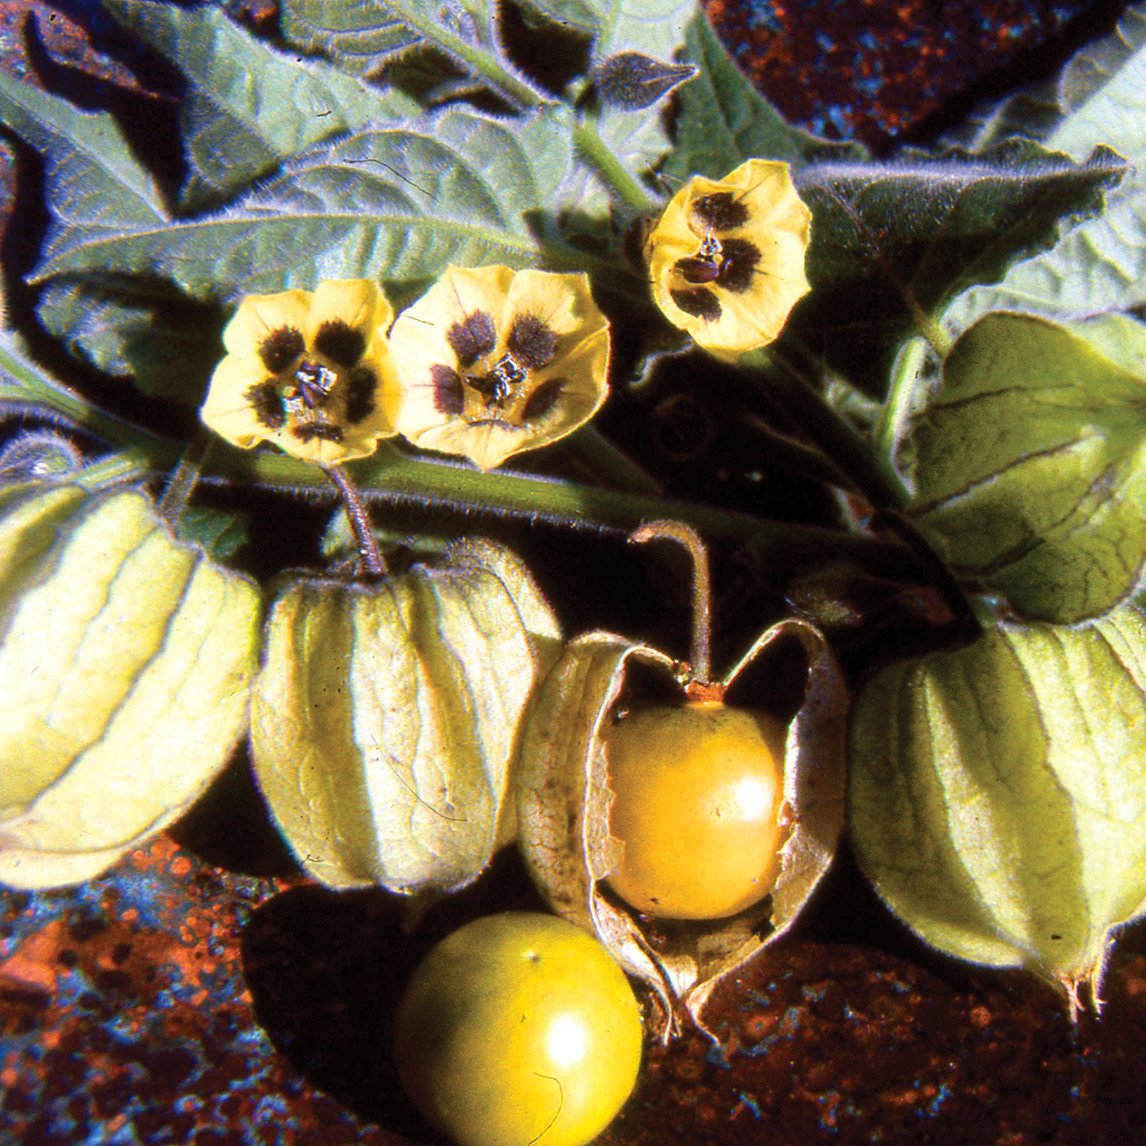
0,482,260,889
849,605,1146,1009
250,538,560,895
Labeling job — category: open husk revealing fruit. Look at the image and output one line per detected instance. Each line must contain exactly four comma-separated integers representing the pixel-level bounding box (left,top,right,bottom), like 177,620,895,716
251,538,560,896
516,522,848,1036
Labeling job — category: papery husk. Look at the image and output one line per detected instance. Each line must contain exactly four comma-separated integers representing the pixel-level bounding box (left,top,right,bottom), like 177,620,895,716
517,619,848,1038
251,538,560,896
850,604,1146,1015
0,482,261,889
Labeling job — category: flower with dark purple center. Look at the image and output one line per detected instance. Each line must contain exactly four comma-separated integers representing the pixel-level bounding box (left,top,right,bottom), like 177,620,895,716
201,280,400,465
390,266,611,471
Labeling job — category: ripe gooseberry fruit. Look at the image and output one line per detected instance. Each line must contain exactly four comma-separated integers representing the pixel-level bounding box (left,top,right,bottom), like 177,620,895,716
603,521,792,922
604,700,788,920
394,912,643,1146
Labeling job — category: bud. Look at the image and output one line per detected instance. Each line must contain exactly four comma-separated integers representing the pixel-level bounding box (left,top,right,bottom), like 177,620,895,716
849,605,1146,1014
250,539,560,895
0,482,260,888
596,52,697,110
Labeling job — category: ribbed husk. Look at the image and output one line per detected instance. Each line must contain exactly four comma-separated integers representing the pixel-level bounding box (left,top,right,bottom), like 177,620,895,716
0,482,260,889
250,538,560,895
850,605,1146,1014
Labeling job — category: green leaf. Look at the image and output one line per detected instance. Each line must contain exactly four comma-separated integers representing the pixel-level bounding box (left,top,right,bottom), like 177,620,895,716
36,277,223,401
103,0,417,211
943,7,1146,331
949,4,1146,155
519,0,599,34
663,12,865,185
908,311,1146,624
33,107,568,299
0,280,167,444
549,0,696,219
175,505,252,564
280,0,424,72
0,69,168,249
787,139,1126,395
849,604,1146,1007
280,0,543,108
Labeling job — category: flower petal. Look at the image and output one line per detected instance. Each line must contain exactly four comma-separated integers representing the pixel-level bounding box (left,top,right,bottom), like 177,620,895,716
224,290,311,359
305,279,394,346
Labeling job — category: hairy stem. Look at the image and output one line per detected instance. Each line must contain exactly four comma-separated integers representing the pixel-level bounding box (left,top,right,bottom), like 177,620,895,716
324,463,387,579
573,120,659,215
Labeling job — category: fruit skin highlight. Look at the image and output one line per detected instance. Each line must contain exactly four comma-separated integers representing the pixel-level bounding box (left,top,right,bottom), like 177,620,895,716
394,912,643,1146
604,701,789,920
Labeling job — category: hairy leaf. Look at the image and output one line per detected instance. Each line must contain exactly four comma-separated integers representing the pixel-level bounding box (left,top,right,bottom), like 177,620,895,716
947,4,1146,154
908,311,1146,624
944,7,1146,331
103,0,416,211
788,140,1126,395
36,277,223,402
280,0,426,73
520,0,601,35
663,12,865,185
0,69,168,249
32,107,567,300
279,0,546,110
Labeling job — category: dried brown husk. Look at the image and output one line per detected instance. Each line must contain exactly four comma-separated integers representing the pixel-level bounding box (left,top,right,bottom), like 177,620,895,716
251,538,560,896
517,619,848,1037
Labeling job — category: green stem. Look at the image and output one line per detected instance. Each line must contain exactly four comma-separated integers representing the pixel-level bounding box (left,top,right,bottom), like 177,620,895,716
572,120,659,214
393,6,544,109
206,444,918,580
72,447,156,490
873,337,929,501
631,520,712,682
905,292,954,358
560,426,662,495
157,430,212,525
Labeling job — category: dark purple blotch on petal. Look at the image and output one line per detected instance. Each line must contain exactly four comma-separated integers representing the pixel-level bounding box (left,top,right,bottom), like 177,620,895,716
670,288,722,322
715,238,761,293
430,364,466,415
291,421,345,443
313,320,366,368
690,191,749,233
507,314,559,370
345,366,377,424
258,326,305,375
447,311,497,369
522,376,566,421
246,381,286,430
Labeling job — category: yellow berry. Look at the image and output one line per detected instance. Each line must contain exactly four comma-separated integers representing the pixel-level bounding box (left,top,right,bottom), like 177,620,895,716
394,912,643,1146
604,701,788,920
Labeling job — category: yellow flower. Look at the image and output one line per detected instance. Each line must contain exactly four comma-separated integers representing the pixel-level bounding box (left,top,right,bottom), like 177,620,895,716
389,266,610,472
645,158,812,360
201,280,401,465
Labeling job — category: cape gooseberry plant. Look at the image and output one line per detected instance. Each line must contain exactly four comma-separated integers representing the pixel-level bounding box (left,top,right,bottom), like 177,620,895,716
0,0,1144,1040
